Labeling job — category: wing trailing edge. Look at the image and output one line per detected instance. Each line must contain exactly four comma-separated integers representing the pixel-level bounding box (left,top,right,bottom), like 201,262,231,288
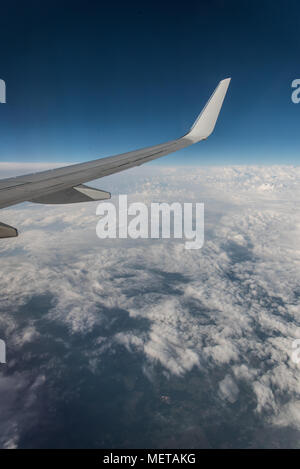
0,222,18,238
30,184,111,204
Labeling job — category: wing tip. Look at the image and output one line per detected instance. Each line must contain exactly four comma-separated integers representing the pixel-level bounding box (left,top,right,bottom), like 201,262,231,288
186,77,231,142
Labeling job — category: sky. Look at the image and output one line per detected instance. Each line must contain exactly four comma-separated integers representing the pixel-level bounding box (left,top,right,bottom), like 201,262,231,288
0,0,299,166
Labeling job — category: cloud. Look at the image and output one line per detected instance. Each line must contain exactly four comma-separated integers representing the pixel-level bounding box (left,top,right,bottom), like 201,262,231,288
0,372,45,448
0,164,300,447
273,401,300,431
218,374,240,403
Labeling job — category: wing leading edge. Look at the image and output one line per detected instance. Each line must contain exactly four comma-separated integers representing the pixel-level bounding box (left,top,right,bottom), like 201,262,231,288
0,78,230,237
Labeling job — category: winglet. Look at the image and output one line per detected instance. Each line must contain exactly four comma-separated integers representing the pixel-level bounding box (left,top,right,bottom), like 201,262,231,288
186,78,231,143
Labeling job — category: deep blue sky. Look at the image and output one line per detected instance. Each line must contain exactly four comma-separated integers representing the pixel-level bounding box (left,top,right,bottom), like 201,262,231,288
0,0,299,165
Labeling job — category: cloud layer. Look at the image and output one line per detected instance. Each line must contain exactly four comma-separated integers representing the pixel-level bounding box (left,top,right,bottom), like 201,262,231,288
0,164,300,448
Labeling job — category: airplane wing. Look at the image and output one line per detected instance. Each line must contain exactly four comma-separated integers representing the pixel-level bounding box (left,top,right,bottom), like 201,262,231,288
0,78,230,237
